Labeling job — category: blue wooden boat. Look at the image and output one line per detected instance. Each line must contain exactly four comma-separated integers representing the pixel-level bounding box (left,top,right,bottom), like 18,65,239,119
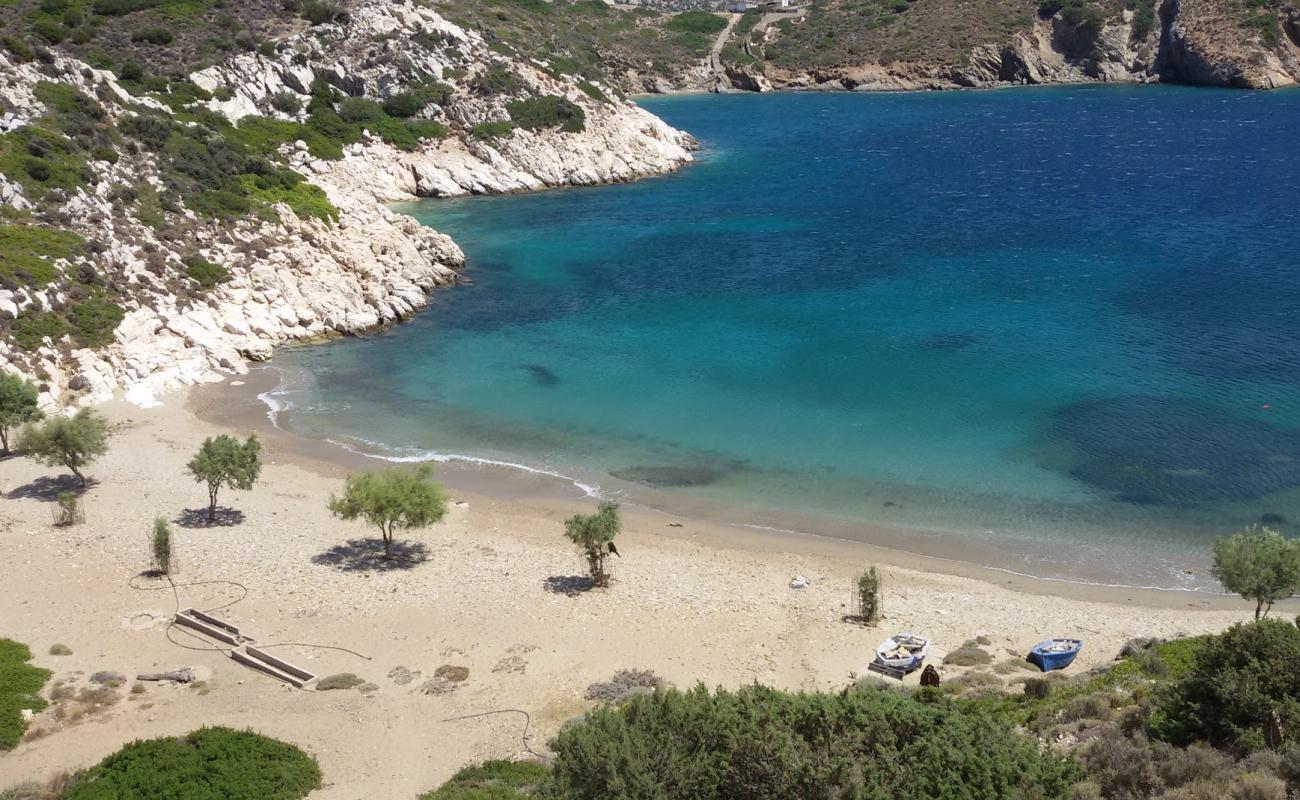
1029,638,1083,672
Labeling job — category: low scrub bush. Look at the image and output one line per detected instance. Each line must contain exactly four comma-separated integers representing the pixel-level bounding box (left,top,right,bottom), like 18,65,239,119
546,684,1082,797
0,224,85,286
471,120,515,140
60,727,320,799
184,255,229,289
943,646,992,666
421,760,548,799
1150,619,1300,752
665,10,727,34
506,95,585,133
0,639,51,749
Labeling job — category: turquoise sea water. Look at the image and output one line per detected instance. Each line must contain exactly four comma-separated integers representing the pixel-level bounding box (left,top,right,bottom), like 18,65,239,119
273,87,1300,589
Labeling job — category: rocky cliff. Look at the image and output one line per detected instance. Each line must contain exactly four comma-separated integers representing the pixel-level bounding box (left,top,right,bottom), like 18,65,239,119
722,0,1300,91
0,0,694,408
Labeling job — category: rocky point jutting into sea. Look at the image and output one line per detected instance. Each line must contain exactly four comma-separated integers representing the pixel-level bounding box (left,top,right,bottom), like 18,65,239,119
0,0,694,408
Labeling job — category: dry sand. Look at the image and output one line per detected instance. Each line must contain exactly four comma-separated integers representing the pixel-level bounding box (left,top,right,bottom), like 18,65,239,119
0,379,1288,798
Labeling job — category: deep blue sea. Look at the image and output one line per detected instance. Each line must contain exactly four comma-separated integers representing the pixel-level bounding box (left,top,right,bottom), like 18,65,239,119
272,87,1300,589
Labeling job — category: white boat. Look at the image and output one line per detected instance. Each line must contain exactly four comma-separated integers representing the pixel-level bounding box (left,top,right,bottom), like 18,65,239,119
874,632,930,672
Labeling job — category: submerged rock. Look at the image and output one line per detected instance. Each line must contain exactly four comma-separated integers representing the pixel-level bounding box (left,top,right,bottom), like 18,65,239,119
610,465,730,488
1052,395,1300,507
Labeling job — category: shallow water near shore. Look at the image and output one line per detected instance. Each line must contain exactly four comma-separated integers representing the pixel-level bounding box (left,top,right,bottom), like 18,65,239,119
271,86,1300,590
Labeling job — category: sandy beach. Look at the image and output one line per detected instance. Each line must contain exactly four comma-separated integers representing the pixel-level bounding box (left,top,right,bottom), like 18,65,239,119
0,375,1290,798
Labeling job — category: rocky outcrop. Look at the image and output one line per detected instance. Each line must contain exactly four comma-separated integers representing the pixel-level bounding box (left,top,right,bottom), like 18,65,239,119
0,0,695,409
730,0,1299,91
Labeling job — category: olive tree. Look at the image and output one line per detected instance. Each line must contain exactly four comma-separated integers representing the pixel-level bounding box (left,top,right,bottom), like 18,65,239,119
0,372,42,456
1212,526,1300,620
327,465,447,559
564,500,621,587
17,408,108,486
187,434,261,524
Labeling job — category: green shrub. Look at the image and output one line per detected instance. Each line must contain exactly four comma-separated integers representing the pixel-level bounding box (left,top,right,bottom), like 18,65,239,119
337,97,386,124
578,81,607,103
238,171,337,222
546,684,1082,798
92,0,157,15
0,223,85,285
11,313,69,350
665,10,726,34
269,91,301,115
471,120,515,141
421,760,548,799
944,646,993,667
118,61,145,82
3,36,35,63
130,27,174,44
184,255,229,289
1150,620,1300,752
0,639,51,750
30,18,67,44
506,95,585,133
69,291,124,347
120,113,174,151
472,66,525,96
61,727,321,799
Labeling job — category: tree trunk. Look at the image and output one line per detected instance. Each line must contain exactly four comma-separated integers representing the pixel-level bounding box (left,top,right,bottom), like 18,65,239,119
70,463,85,487
382,524,393,560
0,427,8,455
1256,598,1265,620
207,482,220,523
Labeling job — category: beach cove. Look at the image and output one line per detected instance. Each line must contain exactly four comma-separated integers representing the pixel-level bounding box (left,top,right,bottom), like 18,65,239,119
268,87,1300,591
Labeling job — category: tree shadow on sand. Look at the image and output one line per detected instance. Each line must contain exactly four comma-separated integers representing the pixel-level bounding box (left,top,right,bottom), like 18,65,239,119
312,538,430,572
544,575,595,597
7,474,94,500
175,507,246,528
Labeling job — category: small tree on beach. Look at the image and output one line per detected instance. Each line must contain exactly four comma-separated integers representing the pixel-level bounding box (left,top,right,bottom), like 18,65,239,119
17,408,108,487
327,465,448,560
564,500,621,588
152,516,173,575
856,566,883,625
1212,526,1300,620
187,434,262,524
0,372,42,456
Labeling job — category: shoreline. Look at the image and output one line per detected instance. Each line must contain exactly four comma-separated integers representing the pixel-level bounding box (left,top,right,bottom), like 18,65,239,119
3,377,1291,796
189,365,1267,612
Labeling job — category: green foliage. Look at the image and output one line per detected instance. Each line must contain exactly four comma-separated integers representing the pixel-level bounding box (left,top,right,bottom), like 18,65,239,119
505,95,585,133
152,516,172,574
1243,12,1281,45
0,127,91,201
328,464,448,559
187,434,261,524
184,255,229,289
268,91,301,115
563,500,620,587
471,120,515,140
53,489,83,526
2,36,35,63
120,113,174,151
0,639,50,750
1212,526,1300,619
237,172,338,222
421,760,549,799
1150,620,1300,752
17,407,109,486
0,372,42,454
61,726,321,800
473,66,526,96
1127,0,1155,38
10,313,69,350
944,646,993,667
130,26,173,44
546,684,1083,798
856,565,882,623
665,10,726,34
577,81,607,103
0,224,84,286
69,290,124,347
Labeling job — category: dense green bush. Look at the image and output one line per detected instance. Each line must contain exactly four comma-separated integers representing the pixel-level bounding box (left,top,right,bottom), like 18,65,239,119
10,313,70,350
130,27,174,44
471,120,515,140
421,760,547,799
0,224,85,286
69,290,125,347
665,10,726,34
545,684,1082,799
472,66,526,96
61,727,321,799
506,96,585,133
1150,620,1300,752
184,255,229,289
0,639,51,750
